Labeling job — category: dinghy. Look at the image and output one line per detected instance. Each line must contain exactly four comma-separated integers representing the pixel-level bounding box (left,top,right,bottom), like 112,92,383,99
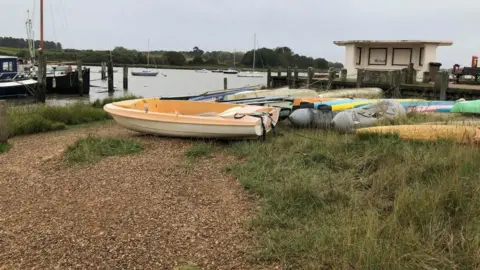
223,88,318,101
104,98,280,139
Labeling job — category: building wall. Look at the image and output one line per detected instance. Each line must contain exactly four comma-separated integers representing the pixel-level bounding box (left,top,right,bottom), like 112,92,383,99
344,43,440,82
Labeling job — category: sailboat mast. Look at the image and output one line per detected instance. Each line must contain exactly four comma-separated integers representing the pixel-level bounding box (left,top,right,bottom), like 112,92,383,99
252,34,256,72
40,0,44,51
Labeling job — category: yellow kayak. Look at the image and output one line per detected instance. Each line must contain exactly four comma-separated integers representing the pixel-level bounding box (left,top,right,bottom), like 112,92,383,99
356,124,480,144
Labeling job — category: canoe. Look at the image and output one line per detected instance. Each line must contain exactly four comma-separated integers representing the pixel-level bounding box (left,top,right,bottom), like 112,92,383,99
222,88,318,101
451,100,480,114
189,87,256,101
104,98,280,139
318,88,383,98
356,124,480,144
406,105,454,113
307,99,424,112
292,97,343,107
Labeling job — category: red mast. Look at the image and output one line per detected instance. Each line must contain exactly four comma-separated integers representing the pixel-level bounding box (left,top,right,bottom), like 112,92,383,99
40,0,44,51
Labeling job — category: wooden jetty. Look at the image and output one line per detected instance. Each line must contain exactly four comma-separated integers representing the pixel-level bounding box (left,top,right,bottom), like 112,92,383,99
267,65,480,100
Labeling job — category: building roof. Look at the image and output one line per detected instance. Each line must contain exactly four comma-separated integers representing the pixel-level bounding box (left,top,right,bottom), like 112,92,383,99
333,40,453,46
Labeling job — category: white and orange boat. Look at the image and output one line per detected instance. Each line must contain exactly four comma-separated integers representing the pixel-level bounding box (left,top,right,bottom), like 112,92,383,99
104,98,280,139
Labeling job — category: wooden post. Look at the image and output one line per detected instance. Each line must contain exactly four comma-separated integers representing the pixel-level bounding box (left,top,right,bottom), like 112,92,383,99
392,70,402,98
306,67,314,88
356,69,365,88
407,63,415,84
223,77,228,90
277,70,281,77
0,100,8,143
326,67,336,90
107,61,114,93
435,71,449,100
267,67,272,89
77,60,83,96
293,67,299,88
36,51,46,103
101,61,106,80
340,69,347,81
287,66,292,89
123,65,128,90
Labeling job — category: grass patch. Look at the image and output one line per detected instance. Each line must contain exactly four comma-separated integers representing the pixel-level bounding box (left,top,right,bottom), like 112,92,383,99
224,125,480,269
185,141,218,159
91,94,142,108
64,135,143,165
6,94,132,138
0,142,11,153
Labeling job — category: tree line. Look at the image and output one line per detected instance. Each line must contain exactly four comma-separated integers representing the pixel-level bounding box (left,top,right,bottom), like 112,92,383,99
0,37,342,70
0,37,62,50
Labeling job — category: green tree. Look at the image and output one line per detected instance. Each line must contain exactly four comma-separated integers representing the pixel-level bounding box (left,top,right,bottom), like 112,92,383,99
163,51,186,66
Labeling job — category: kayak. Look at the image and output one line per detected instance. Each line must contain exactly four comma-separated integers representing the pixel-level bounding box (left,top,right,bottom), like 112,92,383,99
451,100,480,114
356,124,480,144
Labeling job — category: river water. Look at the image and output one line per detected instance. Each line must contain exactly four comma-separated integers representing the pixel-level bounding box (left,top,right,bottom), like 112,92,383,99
47,67,268,104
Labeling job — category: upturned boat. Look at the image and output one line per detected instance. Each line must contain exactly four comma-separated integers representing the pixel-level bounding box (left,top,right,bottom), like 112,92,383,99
104,98,280,139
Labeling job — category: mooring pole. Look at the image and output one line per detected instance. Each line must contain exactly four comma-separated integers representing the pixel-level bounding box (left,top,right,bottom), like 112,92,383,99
108,61,114,93
223,77,228,90
36,51,46,103
101,61,106,80
123,65,128,90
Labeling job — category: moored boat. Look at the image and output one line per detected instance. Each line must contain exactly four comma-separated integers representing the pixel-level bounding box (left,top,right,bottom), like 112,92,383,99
104,98,280,139
223,68,238,74
131,70,159,77
0,56,37,97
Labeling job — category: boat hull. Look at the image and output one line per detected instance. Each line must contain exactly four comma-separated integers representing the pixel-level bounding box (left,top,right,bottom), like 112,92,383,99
0,79,37,98
110,114,270,139
131,72,158,76
104,99,280,139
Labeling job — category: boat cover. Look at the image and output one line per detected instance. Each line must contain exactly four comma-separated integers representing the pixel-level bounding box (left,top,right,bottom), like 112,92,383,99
332,99,406,133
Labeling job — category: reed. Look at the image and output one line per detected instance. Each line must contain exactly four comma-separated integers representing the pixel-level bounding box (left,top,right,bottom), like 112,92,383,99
64,135,143,165
216,124,480,269
91,94,142,108
6,94,143,138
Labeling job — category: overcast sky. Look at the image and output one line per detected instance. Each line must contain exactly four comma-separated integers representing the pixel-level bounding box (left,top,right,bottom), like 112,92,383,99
1,0,478,66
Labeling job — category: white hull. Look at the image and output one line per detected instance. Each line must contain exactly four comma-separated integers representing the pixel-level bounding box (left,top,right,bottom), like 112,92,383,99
110,114,269,139
0,79,37,88
237,72,264,78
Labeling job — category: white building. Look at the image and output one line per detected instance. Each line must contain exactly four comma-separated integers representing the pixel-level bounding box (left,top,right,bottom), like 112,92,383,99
334,40,453,81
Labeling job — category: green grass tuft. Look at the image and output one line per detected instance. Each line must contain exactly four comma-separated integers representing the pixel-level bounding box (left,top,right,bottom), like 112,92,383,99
0,142,12,153
64,135,143,165
224,126,480,269
185,141,217,159
91,94,142,108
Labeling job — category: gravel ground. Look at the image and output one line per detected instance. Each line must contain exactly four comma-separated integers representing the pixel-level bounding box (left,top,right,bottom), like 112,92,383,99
0,122,270,269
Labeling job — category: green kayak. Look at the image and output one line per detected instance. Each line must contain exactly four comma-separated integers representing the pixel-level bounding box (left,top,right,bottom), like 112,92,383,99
451,100,480,114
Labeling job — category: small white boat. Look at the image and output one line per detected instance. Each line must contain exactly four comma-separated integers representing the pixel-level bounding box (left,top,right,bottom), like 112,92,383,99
223,68,238,74
237,71,264,78
104,98,280,139
195,69,210,73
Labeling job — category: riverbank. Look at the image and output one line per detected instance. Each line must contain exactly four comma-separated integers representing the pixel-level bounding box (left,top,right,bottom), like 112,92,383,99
0,122,267,269
2,119,479,269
